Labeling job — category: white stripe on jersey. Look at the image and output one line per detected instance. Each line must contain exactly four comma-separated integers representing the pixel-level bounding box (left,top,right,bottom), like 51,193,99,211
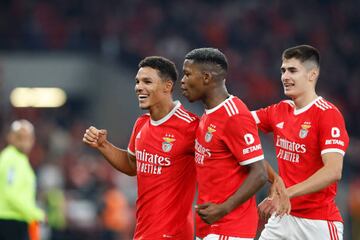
240,155,264,166
228,98,239,114
176,108,194,122
225,101,236,116
174,112,191,123
198,233,253,240
224,103,232,116
321,148,345,156
127,148,135,156
315,98,333,111
316,100,330,109
224,99,239,117
251,111,260,124
319,98,333,109
315,102,327,110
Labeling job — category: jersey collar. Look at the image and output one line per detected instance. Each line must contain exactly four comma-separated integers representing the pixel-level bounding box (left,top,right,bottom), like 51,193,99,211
150,101,181,126
205,95,234,115
293,96,322,115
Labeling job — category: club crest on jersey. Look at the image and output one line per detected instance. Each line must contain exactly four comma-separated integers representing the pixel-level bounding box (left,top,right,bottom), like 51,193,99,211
299,123,311,139
162,134,176,152
205,125,216,143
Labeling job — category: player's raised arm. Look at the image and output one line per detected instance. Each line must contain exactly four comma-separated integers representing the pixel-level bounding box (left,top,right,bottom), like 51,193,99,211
83,126,136,176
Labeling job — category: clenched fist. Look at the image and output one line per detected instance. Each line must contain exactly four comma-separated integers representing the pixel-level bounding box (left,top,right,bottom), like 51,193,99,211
82,126,108,148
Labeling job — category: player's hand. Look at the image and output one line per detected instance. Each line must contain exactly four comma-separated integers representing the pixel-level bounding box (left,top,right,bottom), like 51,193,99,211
258,196,277,220
258,176,291,220
82,126,108,148
195,202,228,225
271,176,291,217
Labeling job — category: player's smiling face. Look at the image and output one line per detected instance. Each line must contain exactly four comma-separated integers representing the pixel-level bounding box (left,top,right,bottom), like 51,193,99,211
181,59,206,102
135,67,169,109
281,58,313,99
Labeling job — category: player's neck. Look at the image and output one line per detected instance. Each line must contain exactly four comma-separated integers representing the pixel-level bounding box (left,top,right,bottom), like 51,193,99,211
149,98,176,121
292,91,318,109
203,87,230,110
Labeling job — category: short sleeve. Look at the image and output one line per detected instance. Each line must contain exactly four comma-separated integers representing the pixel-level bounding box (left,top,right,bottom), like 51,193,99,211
319,109,349,156
186,118,199,153
252,105,275,133
223,112,264,165
127,116,148,156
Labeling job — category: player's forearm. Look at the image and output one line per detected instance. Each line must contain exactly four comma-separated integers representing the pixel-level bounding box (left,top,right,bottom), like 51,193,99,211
223,161,267,213
264,160,278,183
98,141,136,176
286,165,341,199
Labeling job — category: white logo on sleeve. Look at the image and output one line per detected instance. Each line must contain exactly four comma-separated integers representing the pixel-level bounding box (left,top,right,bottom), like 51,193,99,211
276,122,284,129
244,133,255,145
331,127,340,138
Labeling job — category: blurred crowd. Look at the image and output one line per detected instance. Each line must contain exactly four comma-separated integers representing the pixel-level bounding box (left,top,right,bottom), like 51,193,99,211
0,0,359,239
0,107,136,240
1,0,359,133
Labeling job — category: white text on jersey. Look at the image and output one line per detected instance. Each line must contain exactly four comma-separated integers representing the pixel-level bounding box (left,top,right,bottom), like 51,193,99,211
195,139,211,165
136,149,171,175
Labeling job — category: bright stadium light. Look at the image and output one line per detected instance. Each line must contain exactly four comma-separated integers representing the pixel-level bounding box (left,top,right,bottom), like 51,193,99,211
10,88,67,108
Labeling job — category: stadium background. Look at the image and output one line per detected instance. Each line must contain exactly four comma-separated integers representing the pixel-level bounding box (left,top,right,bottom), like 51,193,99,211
0,0,359,239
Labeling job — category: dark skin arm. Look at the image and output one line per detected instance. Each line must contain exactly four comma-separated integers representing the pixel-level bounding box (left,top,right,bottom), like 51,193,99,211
83,126,136,176
196,160,267,224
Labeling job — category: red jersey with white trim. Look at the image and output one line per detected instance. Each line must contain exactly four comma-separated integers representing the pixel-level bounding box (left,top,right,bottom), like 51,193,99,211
127,101,198,240
195,96,264,238
252,96,349,221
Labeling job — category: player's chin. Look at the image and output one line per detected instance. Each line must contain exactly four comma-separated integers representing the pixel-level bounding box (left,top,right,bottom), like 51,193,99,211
283,90,296,98
183,93,197,102
138,102,150,110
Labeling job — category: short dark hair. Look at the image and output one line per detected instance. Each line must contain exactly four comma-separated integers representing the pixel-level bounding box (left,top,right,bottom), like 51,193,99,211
138,56,178,82
282,45,320,67
185,48,228,71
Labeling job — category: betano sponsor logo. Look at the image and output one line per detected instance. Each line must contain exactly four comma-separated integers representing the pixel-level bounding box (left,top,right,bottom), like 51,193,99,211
325,139,344,146
243,144,262,155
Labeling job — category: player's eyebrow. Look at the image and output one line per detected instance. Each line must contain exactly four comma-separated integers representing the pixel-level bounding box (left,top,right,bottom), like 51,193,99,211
280,66,297,72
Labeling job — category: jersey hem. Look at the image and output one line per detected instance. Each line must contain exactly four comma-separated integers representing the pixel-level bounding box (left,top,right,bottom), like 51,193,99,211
127,148,135,156
196,231,256,239
321,148,345,156
240,155,264,166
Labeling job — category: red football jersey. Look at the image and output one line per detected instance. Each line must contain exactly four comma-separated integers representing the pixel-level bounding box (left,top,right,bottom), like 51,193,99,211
127,101,198,240
252,96,349,221
195,96,264,238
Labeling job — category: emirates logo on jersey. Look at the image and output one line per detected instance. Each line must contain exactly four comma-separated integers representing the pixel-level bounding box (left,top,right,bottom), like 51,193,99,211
205,125,216,143
162,134,176,152
299,122,311,139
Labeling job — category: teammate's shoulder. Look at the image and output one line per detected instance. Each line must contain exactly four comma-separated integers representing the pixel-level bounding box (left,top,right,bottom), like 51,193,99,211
221,95,249,117
313,97,344,118
174,105,199,124
313,97,338,112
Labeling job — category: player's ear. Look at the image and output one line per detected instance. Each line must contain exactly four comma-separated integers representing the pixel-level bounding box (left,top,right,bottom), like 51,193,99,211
203,71,211,85
164,79,174,93
309,67,319,83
